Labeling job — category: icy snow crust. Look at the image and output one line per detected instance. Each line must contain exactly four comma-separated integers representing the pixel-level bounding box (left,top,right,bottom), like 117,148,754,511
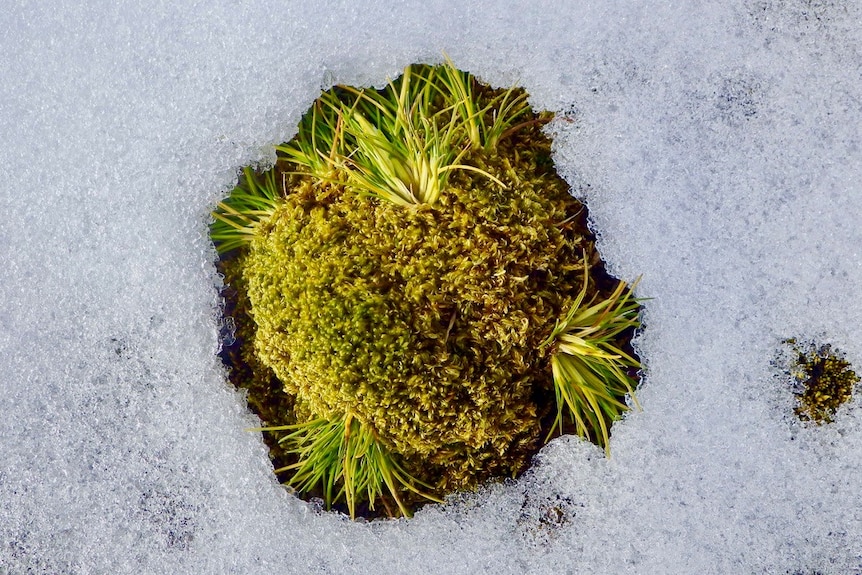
2,1,861,573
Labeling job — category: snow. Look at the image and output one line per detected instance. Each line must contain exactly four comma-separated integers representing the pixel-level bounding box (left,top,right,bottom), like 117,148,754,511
2,1,862,573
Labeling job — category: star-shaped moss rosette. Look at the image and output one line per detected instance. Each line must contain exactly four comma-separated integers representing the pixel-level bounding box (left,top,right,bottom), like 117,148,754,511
212,59,643,519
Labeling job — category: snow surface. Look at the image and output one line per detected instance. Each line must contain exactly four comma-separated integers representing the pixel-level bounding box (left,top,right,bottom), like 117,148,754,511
2,1,862,573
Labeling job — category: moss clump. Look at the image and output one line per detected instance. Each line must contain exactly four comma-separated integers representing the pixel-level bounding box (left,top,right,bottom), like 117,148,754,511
244,138,590,492
213,60,642,517
785,338,860,424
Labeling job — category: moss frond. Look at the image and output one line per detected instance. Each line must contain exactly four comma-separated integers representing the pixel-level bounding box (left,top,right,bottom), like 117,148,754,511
542,257,642,452
276,97,346,182
276,61,508,206
258,414,442,518
434,55,535,151
211,166,282,254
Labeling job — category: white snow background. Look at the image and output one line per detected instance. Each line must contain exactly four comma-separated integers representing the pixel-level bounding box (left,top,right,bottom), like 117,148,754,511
2,1,862,573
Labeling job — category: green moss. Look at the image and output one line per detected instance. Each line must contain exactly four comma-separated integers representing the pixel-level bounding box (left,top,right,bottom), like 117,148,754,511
243,134,593,489
785,339,860,424
213,61,642,517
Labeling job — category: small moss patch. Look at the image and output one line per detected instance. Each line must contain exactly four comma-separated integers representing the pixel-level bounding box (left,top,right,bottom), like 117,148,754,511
784,338,860,424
